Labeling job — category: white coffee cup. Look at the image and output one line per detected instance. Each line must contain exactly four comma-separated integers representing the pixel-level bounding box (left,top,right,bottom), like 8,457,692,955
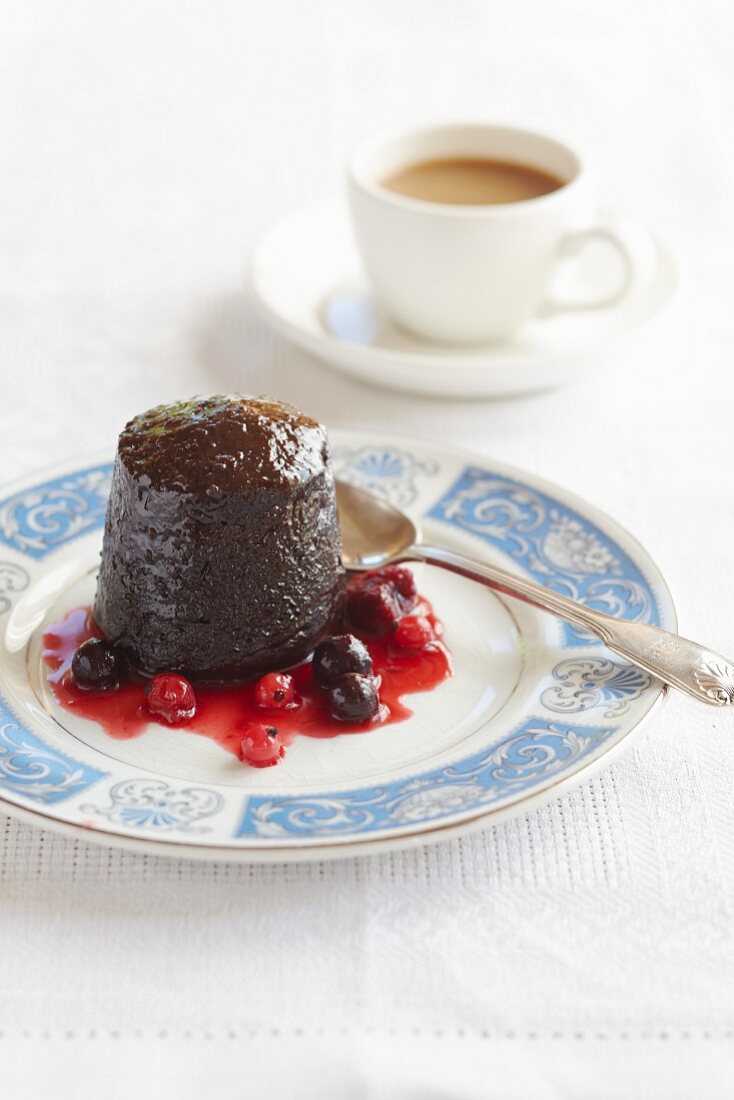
348,123,640,344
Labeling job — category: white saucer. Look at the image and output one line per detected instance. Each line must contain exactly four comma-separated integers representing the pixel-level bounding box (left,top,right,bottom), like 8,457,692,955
250,200,678,399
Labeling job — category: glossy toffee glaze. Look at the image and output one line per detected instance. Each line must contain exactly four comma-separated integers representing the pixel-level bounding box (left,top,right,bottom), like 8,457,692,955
42,594,452,762
94,396,346,681
116,395,329,493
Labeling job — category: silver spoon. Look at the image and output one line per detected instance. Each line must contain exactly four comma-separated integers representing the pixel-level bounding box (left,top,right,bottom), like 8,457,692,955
336,479,734,708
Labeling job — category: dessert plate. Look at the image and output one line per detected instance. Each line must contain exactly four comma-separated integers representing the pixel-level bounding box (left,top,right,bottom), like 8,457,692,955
250,200,678,398
0,431,675,862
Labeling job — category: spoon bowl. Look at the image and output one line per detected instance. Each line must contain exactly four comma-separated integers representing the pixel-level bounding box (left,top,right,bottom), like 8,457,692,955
336,480,418,569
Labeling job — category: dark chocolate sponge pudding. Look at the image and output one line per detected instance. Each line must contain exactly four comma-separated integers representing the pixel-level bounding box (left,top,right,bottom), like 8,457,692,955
94,396,345,680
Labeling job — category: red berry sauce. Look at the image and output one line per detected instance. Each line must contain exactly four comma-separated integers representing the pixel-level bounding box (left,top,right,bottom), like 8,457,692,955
42,573,452,764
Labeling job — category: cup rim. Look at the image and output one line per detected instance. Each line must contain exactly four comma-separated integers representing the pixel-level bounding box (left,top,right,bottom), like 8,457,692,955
348,122,585,217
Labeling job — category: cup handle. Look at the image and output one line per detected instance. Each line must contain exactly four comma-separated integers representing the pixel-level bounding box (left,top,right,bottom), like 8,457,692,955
537,214,653,317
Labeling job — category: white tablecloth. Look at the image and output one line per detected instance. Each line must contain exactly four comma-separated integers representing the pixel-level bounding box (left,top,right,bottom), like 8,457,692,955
2,0,734,1096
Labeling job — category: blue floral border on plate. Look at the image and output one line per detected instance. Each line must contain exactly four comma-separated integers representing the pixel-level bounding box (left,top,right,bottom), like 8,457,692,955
428,466,660,646
237,717,616,838
0,464,113,559
0,697,106,805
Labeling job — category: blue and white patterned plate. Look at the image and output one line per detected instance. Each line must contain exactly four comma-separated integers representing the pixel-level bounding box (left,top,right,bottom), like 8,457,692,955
0,431,675,861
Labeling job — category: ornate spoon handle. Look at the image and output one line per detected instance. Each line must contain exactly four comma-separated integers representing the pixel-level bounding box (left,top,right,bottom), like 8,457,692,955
410,545,734,707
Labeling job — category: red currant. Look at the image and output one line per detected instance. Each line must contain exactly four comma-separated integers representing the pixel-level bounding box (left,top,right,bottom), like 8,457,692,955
255,672,296,709
145,673,196,723
240,722,284,767
393,615,433,651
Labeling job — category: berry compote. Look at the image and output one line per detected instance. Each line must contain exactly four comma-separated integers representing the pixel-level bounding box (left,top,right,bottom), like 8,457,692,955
42,566,452,768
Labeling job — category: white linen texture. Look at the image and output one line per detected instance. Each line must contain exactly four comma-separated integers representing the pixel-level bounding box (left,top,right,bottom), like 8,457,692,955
1,0,733,1096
